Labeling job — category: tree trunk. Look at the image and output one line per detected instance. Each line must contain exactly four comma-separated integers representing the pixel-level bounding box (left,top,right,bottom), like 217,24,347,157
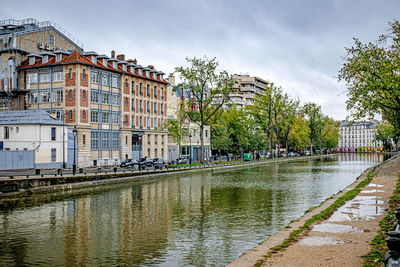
200,121,205,164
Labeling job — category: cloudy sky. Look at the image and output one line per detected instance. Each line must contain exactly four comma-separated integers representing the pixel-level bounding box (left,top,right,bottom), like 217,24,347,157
2,0,399,119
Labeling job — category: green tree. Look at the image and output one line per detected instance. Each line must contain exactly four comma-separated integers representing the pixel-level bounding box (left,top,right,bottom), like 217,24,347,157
288,115,310,151
321,117,340,152
281,96,299,156
376,123,395,151
338,20,400,131
175,57,236,163
303,103,324,155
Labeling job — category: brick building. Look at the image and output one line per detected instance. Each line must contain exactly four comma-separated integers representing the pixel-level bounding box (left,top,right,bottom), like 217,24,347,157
18,50,168,167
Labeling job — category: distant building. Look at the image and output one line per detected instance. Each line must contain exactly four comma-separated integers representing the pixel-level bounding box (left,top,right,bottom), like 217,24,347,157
337,121,383,152
0,18,83,110
0,110,67,169
166,74,211,162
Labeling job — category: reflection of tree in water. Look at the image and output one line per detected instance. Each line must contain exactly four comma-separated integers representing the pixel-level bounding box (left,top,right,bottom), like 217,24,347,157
0,212,29,266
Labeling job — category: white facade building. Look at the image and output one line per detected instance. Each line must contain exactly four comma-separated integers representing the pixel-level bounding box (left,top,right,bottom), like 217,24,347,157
0,110,67,168
337,121,383,152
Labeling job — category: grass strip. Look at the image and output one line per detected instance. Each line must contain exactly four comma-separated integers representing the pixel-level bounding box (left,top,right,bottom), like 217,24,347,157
254,168,376,267
363,174,400,266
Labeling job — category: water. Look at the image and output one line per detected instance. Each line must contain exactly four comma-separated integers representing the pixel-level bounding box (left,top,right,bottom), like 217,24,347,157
0,153,385,266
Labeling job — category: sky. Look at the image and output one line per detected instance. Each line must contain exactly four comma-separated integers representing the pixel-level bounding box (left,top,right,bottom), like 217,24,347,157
2,0,400,120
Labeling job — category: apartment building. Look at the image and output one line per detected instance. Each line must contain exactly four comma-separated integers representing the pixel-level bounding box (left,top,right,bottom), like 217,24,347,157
18,50,168,167
226,74,269,109
337,121,383,152
0,18,83,110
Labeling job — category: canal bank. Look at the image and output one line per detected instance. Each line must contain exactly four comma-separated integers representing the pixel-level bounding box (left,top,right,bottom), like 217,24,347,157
0,154,336,207
228,154,400,267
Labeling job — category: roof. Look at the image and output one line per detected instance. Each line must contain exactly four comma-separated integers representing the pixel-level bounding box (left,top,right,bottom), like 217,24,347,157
19,51,168,84
0,110,64,126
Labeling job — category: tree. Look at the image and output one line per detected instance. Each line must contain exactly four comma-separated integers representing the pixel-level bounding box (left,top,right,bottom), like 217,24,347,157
288,115,310,151
281,96,299,156
376,123,395,151
303,103,324,155
338,20,400,131
321,117,340,152
175,57,236,163
166,118,184,158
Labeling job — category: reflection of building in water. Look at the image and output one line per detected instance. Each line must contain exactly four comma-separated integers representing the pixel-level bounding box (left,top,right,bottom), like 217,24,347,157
338,152,382,162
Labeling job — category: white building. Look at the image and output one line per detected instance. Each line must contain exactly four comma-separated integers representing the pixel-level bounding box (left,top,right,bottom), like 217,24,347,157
0,110,67,168
337,121,383,152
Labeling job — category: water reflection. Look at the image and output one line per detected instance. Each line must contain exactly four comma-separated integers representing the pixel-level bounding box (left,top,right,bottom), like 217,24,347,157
0,153,384,266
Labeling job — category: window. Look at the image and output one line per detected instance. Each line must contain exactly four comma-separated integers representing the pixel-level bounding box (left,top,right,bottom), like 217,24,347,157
91,131,99,150
91,71,99,83
139,83,143,95
39,91,50,103
26,92,37,104
131,115,135,128
101,93,110,105
92,56,97,64
102,74,109,86
147,117,150,129
205,130,208,138
91,91,99,103
112,76,119,88
82,90,86,100
29,57,35,65
51,127,56,141
147,101,150,112
69,69,73,80
52,71,63,82
82,69,86,79
51,148,56,162
4,126,9,139
154,86,157,98
131,98,135,111
112,95,119,106
148,134,151,144
161,135,164,144
154,102,157,114
16,127,19,133
147,85,150,97
49,34,55,46
26,72,38,84
39,73,50,83
42,55,48,64
155,148,157,157
113,132,119,149
161,103,164,114
139,100,143,112
56,54,62,62
102,112,110,123
101,132,110,150
112,113,120,124
125,136,128,145
68,110,73,121
69,89,73,100
139,116,143,129
154,134,158,144
131,81,135,94
82,110,86,120
90,111,99,122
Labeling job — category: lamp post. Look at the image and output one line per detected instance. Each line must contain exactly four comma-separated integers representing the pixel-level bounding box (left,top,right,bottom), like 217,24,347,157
189,133,192,165
72,126,77,175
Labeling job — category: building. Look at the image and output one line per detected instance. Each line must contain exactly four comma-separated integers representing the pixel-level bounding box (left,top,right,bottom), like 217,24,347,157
226,74,269,109
17,50,168,167
0,110,67,169
166,74,211,162
337,121,383,152
0,18,83,110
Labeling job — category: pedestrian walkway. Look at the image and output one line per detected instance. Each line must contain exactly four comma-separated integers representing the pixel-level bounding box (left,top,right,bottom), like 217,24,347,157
229,155,400,267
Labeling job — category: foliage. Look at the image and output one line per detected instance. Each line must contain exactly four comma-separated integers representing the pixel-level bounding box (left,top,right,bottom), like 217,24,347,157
321,117,340,149
175,56,237,162
288,115,310,151
376,123,396,151
303,103,324,153
338,20,400,132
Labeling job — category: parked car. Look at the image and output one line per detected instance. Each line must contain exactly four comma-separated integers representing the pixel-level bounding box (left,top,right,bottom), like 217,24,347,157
176,157,188,164
140,157,154,169
288,152,298,157
120,159,138,168
303,151,311,156
153,158,166,169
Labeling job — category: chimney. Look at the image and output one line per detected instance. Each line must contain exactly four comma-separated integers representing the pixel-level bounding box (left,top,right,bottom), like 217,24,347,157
133,58,137,65
168,73,175,85
117,54,125,61
127,59,134,63
147,65,154,69
111,50,116,58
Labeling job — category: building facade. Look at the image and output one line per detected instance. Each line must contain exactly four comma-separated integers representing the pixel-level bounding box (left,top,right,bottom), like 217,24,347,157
227,74,269,109
337,121,383,152
0,18,83,110
18,50,168,167
0,110,67,168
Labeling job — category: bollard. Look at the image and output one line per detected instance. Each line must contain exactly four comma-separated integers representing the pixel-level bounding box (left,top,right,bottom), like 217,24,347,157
35,169,40,175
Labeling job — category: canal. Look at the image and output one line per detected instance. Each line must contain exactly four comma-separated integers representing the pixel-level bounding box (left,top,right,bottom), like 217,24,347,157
0,153,386,266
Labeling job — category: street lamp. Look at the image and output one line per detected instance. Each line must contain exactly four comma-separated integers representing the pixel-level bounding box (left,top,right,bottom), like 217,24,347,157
72,126,77,175
189,133,192,165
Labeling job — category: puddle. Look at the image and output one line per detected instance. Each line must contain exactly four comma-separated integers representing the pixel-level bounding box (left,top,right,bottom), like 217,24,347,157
328,195,384,221
361,189,384,193
299,236,344,246
312,223,364,233
368,183,384,188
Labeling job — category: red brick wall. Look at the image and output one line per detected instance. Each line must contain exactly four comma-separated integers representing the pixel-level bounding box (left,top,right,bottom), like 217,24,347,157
136,116,139,127
123,96,129,112
123,80,129,94
65,72,76,86
80,73,88,87
80,89,88,107
151,102,153,115
65,89,76,106
81,109,88,123
151,117,154,128
123,114,129,127
136,85,139,97
65,109,75,123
